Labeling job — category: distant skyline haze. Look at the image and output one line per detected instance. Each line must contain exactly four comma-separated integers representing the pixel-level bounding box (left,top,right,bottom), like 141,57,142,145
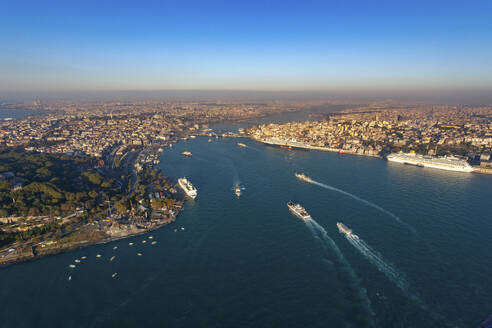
1,0,492,94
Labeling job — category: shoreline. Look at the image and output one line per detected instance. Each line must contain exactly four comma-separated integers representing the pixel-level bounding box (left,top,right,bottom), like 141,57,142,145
252,137,382,158
251,137,492,175
0,200,185,269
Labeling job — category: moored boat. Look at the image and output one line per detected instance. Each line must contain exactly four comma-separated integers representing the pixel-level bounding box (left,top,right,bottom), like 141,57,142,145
178,177,198,198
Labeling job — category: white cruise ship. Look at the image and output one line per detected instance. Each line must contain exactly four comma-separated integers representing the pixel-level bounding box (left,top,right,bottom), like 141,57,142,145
262,137,309,149
178,177,197,198
387,152,474,173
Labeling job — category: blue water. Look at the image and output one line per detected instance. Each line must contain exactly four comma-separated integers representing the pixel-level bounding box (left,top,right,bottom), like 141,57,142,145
0,136,491,327
0,108,48,119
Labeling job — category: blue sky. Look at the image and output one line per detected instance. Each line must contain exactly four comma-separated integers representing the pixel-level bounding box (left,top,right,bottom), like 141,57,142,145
1,0,492,92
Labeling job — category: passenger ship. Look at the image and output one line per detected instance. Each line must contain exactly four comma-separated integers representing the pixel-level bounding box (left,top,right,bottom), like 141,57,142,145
287,202,311,220
178,177,197,198
387,152,474,173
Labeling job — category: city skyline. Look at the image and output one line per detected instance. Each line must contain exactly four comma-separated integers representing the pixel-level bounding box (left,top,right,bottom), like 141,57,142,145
2,0,492,94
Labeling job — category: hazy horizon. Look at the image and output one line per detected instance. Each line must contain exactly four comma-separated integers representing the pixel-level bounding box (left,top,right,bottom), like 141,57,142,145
2,88,492,105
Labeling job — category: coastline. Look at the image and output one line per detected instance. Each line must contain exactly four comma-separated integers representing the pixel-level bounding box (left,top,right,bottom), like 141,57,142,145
252,137,382,158
250,137,492,175
0,199,185,269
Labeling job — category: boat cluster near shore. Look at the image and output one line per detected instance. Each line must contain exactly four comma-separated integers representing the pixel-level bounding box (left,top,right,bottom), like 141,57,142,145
66,233,167,281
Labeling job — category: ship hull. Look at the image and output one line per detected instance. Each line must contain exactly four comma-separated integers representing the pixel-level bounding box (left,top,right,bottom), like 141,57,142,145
287,202,311,220
288,208,311,220
178,179,197,198
261,138,309,151
387,156,474,172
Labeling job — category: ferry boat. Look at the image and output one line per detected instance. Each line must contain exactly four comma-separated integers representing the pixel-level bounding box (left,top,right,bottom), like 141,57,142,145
336,222,358,238
295,172,312,183
287,201,311,220
235,185,241,197
237,142,247,148
387,152,474,173
178,177,197,198
182,151,192,157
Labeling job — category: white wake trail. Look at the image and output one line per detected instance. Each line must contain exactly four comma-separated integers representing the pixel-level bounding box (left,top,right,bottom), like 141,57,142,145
309,180,416,233
304,219,375,324
346,235,408,291
341,229,444,323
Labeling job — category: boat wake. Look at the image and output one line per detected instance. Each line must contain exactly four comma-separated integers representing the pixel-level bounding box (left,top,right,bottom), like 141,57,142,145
309,179,416,233
304,218,375,324
341,229,443,323
345,233,408,291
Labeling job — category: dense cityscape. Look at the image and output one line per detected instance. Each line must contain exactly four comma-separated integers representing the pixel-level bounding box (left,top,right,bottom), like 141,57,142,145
0,100,310,265
2,100,492,267
247,104,492,171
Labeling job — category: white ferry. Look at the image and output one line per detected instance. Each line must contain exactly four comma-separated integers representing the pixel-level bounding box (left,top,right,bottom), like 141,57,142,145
287,201,311,220
387,152,474,173
178,177,198,198
336,222,358,239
